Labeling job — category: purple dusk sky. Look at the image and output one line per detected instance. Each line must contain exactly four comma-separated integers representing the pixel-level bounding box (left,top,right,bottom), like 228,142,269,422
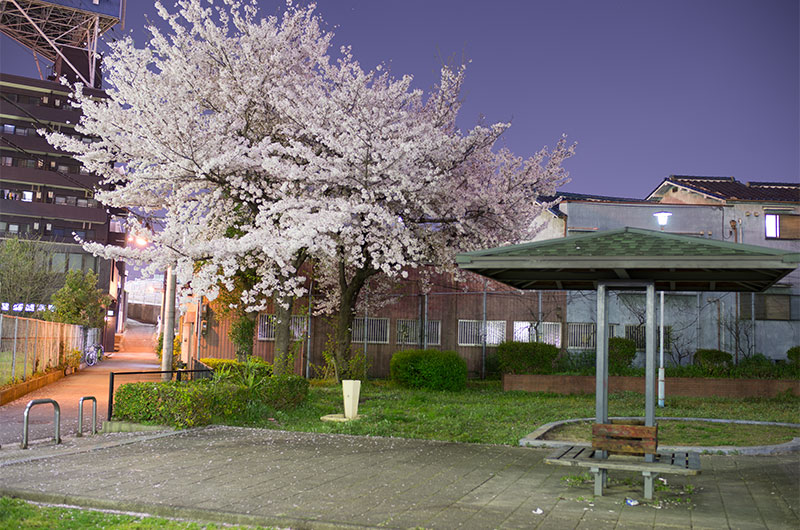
2,0,797,198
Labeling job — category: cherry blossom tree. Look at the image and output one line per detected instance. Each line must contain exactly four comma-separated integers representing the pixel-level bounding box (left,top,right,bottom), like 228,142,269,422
46,0,575,380
296,57,575,379
46,0,338,371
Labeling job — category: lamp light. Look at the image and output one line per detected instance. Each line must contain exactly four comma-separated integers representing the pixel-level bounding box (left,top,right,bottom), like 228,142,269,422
653,211,672,229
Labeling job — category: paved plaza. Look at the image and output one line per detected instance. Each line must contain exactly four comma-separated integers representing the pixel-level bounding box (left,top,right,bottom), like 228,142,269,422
0,425,798,529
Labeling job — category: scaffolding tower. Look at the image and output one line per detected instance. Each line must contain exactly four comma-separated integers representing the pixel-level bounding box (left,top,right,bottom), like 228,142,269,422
0,0,125,87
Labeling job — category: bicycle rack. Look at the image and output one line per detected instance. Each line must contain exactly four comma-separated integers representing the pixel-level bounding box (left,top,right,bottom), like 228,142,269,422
77,396,97,437
21,399,61,449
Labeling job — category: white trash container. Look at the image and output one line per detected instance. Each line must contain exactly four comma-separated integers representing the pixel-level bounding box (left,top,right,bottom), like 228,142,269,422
342,379,361,419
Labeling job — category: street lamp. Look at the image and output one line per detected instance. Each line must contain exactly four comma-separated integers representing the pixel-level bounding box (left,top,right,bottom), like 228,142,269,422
653,211,672,230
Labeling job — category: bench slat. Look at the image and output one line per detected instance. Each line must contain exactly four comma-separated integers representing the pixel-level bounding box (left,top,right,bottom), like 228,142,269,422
593,438,657,454
593,423,657,439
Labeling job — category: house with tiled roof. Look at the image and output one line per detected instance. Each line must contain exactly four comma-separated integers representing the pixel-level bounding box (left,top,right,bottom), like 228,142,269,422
531,176,799,361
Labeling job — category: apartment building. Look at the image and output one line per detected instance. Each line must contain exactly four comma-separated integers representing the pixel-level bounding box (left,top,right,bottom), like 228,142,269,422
0,72,126,351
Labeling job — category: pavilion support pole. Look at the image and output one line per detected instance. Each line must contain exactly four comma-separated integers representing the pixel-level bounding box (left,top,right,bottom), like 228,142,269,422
645,283,656,463
595,283,609,426
595,283,609,493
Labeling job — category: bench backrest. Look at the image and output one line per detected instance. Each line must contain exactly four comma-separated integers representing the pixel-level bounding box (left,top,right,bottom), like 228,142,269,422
592,423,658,456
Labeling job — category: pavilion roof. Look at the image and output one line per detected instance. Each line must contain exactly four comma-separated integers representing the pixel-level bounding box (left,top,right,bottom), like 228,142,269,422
456,227,799,292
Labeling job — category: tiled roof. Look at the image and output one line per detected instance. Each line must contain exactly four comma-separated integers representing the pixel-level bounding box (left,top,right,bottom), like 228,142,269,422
662,176,799,203
464,227,789,259
456,228,800,292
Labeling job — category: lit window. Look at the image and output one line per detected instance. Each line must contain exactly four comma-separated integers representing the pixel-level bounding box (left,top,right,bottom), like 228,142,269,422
45,223,52,232
765,213,800,240
3,124,15,134
33,222,40,230
22,191,33,202
765,214,779,238
8,224,19,233
1,156,12,166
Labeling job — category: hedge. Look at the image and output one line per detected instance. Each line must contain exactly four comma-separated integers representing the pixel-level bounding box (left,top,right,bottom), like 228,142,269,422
496,341,560,374
608,337,636,374
113,376,309,428
199,357,273,379
390,349,467,391
113,381,248,428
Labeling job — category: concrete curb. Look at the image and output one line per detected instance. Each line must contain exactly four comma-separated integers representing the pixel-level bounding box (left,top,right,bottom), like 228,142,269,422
0,370,65,406
0,430,183,468
520,416,800,455
0,487,378,530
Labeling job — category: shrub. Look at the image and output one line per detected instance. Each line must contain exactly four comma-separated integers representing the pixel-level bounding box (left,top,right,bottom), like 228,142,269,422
260,375,309,409
787,346,800,365
496,341,560,374
156,333,184,369
554,350,595,374
200,357,273,380
608,337,637,374
113,381,249,428
390,349,467,391
693,349,733,369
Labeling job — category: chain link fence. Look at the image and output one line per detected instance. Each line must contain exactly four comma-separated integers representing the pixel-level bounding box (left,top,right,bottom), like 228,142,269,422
0,314,98,385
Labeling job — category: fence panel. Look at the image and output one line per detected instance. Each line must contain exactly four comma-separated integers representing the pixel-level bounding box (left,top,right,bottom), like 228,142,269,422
0,314,96,385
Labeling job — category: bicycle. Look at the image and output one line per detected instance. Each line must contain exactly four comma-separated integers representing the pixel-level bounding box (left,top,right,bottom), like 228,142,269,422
84,343,104,366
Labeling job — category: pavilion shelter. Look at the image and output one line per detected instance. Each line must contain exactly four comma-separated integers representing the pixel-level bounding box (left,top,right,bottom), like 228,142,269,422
456,228,799,443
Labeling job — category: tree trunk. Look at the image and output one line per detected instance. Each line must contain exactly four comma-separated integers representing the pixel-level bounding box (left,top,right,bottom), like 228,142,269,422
333,263,375,382
273,294,295,375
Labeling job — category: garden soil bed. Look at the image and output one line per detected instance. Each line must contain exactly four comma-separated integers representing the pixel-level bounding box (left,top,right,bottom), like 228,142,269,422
0,369,65,406
503,374,799,398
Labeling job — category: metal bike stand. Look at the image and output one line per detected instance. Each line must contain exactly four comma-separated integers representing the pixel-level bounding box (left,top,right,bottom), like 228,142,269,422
77,396,97,437
21,399,61,449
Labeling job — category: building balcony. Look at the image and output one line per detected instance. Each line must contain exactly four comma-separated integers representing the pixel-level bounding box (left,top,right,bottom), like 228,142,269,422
0,197,108,223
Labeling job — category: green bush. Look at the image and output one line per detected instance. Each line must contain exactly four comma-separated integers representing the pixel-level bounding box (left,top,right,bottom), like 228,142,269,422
787,346,800,365
156,333,184,369
693,349,733,369
554,350,595,374
390,349,467,391
113,381,249,428
608,337,637,374
200,357,273,380
496,341,560,374
260,375,309,409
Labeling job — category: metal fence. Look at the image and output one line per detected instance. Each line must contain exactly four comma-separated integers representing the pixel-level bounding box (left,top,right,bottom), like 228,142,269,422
0,314,98,385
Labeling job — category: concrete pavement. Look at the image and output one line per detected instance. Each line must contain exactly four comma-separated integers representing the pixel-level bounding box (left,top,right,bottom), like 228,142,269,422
0,425,797,529
0,319,160,446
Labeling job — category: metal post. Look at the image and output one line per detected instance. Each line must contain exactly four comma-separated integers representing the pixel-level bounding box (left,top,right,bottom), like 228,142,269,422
23,318,30,379
363,286,368,355
595,284,609,425
751,292,756,356
481,280,487,380
645,283,656,428
12,316,19,380
305,281,313,379
77,396,97,436
162,266,176,381
658,291,665,407
107,372,115,420
423,294,429,350
21,399,61,449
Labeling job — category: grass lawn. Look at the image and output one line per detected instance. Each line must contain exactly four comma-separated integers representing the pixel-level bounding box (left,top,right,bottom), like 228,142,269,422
221,380,800,447
0,497,273,529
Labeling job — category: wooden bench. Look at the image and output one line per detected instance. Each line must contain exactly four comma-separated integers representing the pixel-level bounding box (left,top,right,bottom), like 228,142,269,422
544,422,701,499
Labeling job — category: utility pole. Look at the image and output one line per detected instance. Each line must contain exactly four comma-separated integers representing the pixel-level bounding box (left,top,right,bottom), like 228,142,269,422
161,266,176,381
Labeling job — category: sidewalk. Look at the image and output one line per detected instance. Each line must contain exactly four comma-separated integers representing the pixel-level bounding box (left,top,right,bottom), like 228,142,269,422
0,319,160,446
0,425,797,529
